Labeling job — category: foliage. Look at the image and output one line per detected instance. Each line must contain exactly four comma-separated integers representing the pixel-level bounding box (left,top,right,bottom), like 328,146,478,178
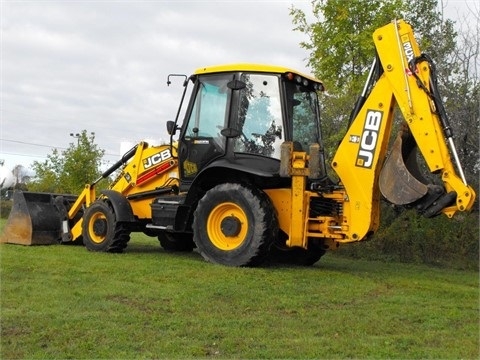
0,228,478,359
29,130,105,194
290,0,456,94
440,10,480,190
336,205,479,270
290,0,404,91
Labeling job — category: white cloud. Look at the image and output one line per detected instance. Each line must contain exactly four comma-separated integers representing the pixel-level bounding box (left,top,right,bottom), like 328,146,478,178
1,0,314,170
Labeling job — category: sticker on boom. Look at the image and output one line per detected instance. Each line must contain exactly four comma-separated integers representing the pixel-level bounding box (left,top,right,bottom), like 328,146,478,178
355,110,383,168
143,149,172,170
402,39,415,63
402,37,418,75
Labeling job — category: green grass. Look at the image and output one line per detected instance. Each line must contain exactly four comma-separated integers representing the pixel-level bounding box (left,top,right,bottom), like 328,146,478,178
1,225,478,359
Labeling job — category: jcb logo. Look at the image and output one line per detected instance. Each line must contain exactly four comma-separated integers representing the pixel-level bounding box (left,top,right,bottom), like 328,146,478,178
143,149,172,169
355,110,383,168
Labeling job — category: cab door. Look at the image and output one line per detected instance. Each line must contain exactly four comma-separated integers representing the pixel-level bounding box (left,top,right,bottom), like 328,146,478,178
178,73,233,182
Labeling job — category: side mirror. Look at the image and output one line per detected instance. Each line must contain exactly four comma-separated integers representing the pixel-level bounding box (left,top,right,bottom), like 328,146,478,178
167,121,179,135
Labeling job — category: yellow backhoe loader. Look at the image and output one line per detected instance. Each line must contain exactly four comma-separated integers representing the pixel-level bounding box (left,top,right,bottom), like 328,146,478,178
2,20,475,266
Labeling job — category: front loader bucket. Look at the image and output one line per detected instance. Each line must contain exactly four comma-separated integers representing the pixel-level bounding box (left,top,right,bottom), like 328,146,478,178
379,127,429,205
1,191,76,245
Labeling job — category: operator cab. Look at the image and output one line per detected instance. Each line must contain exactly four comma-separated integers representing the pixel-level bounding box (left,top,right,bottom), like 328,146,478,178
168,64,325,184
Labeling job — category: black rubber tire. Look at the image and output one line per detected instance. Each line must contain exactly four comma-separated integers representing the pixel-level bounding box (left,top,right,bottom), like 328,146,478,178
270,236,326,266
158,231,195,252
193,183,277,267
82,201,130,253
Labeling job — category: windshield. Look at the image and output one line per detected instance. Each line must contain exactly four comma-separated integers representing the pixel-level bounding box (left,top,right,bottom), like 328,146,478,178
184,74,229,149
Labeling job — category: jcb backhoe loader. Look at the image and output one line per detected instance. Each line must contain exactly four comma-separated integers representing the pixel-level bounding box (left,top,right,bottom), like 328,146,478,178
2,20,475,266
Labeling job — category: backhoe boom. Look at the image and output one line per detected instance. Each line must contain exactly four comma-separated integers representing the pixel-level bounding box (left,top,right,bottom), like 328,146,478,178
331,20,475,243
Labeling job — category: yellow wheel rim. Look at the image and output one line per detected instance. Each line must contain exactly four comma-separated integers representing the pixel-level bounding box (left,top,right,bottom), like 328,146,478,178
88,212,107,244
207,202,248,251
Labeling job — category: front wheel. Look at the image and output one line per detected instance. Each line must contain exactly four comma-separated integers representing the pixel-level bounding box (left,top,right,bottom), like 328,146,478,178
82,201,130,253
193,183,277,267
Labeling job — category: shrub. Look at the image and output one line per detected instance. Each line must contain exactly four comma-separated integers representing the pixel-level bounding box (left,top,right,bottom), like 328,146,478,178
335,204,479,270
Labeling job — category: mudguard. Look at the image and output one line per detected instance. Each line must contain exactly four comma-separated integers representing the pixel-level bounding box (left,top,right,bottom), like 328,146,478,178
101,190,135,222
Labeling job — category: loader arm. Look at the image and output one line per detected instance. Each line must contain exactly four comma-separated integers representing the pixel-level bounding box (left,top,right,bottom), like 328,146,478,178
331,20,475,242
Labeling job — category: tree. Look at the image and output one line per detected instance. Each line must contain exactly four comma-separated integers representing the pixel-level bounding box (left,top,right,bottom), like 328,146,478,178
440,6,479,189
12,165,30,185
291,0,403,91
30,130,105,194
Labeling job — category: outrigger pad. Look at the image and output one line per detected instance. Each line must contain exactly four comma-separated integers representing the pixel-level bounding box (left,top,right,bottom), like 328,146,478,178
379,127,429,205
1,191,65,245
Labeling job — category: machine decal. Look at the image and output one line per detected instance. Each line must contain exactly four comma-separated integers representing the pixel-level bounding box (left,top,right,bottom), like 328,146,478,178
143,149,172,170
402,39,415,63
355,110,383,168
401,35,418,75
349,135,360,143
183,160,198,176
137,160,177,185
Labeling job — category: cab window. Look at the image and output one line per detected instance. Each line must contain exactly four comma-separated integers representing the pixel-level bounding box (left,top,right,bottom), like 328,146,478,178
234,73,284,158
185,75,229,147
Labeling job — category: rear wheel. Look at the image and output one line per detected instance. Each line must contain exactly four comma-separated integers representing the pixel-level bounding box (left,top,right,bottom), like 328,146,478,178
158,231,195,252
193,183,277,267
82,201,130,253
270,236,326,266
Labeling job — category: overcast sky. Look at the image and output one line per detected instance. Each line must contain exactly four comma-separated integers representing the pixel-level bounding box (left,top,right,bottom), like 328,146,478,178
0,0,475,171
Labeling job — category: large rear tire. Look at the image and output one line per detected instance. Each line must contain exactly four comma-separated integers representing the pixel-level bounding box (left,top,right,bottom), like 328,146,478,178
193,183,277,267
82,201,130,253
270,234,326,266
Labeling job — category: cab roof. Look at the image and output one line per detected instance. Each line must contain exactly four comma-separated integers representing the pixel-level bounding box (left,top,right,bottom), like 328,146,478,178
193,63,323,87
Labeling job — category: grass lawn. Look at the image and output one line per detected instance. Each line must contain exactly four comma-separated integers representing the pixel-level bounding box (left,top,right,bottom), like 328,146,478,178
1,223,478,359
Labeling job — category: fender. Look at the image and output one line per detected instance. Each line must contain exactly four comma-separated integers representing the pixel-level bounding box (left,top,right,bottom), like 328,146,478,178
204,155,280,178
183,155,284,206
101,190,135,222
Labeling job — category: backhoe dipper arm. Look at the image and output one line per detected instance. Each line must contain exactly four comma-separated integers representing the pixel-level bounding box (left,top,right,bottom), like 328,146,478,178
331,20,476,243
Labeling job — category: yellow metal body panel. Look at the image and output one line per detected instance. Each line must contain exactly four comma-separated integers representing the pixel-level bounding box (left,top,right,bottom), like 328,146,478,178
69,184,96,240
109,142,179,219
264,188,291,235
194,63,323,84
331,77,395,241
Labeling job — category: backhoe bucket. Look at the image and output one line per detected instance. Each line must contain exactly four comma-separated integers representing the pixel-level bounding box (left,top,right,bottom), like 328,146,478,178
379,127,429,205
1,191,76,245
